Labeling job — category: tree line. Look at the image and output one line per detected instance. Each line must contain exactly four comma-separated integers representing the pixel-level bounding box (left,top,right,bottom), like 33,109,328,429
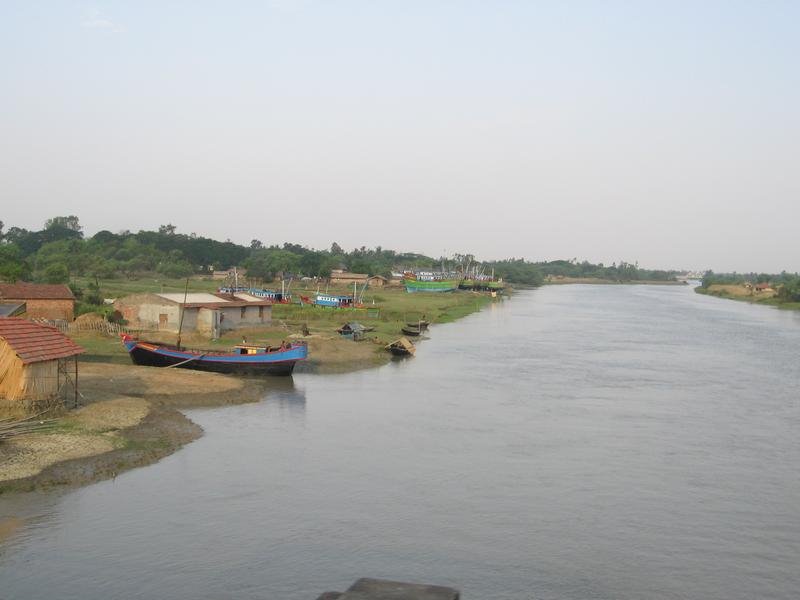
0,216,679,288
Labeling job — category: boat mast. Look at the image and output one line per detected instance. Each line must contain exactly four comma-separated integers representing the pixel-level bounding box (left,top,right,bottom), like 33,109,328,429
176,277,189,349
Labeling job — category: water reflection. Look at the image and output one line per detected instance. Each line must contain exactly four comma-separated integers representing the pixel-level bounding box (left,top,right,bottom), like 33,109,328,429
262,376,306,420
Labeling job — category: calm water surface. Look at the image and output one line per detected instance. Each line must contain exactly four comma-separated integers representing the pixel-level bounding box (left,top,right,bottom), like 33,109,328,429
1,285,799,599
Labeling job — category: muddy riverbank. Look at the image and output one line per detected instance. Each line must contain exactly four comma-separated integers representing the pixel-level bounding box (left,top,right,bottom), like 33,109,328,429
0,362,276,494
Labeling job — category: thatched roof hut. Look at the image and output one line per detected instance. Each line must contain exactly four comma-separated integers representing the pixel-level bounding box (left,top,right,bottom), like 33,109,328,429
0,318,85,411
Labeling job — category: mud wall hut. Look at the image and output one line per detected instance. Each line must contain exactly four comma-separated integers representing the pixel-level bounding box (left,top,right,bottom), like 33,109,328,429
0,318,85,410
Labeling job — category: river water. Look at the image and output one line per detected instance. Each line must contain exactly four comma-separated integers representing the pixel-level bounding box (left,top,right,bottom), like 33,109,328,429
1,285,799,599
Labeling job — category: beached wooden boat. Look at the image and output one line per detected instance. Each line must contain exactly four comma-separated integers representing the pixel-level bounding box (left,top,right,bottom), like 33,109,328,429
406,320,429,331
401,325,422,336
121,334,307,376
386,337,415,356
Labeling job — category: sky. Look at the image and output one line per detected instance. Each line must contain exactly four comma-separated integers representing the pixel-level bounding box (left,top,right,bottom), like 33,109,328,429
1,1,798,273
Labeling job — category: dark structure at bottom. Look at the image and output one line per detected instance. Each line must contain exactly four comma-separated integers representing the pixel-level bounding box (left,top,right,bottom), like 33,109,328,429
317,578,459,600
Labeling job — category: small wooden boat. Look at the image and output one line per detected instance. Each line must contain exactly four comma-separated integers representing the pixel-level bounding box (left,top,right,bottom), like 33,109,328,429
401,325,422,336
386,337,415,356
121,335,307,376
406,320,429,331
337,322,375,335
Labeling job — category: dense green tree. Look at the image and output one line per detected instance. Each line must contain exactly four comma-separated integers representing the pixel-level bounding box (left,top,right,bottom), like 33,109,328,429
42,262,69,284
0,244,28,282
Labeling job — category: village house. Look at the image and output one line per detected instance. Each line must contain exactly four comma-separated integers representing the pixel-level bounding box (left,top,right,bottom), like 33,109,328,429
115,292,272,338
0,283,75,321
329,270,369,286
754,282,775,293
211,267,247,281
0,318,85,410
366,275,388,288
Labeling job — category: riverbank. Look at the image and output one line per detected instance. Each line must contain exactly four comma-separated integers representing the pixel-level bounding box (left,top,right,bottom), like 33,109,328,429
695,284,800,310
0,288,498,494
0,362,282,494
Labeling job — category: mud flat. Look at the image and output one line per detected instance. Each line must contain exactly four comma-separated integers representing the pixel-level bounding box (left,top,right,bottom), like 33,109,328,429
0,363,275,494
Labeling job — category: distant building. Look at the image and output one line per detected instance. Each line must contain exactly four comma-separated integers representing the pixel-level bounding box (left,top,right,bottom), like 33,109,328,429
754,283,775,293
0,283,75,321
0,318,85,409
329,270,369,286
212,267,247,281
115,292,272,338
366,275,388,288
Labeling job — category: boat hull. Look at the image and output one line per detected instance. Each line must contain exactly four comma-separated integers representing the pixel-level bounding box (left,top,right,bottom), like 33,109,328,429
403,279,460,293
388,347,414,356
123,339,307,376
400,327,422,336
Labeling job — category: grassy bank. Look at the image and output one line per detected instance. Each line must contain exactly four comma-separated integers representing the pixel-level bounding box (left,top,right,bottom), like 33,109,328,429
695,284,800,310
72,282,496,371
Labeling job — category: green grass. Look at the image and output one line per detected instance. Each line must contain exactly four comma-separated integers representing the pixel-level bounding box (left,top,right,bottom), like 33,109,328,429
695,286,800,311
274,286,495,343
70,333,130,364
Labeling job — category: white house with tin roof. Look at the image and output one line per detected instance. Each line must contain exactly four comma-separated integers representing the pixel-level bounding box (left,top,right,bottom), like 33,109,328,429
115,292,272,337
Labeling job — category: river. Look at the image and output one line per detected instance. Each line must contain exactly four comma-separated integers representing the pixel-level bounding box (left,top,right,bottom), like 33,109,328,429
1,285,798,599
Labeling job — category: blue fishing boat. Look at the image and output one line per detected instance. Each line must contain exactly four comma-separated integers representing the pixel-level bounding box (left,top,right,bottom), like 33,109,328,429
121,335,307,376
218,286,292,303
312,294,357,308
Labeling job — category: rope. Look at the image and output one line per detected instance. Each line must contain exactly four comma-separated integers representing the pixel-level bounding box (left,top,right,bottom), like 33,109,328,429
165,354,206,368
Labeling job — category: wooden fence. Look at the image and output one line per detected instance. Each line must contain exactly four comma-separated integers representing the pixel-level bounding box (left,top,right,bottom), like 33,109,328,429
31,319,136,336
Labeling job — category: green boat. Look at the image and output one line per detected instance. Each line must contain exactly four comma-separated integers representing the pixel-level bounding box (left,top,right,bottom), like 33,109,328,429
458,277,504,291
403,273,460,293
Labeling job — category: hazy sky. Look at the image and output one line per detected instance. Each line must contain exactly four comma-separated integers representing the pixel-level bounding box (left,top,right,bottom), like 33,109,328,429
1,1,798,272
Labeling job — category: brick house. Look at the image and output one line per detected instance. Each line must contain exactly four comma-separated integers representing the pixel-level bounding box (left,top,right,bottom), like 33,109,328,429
0,283,75,321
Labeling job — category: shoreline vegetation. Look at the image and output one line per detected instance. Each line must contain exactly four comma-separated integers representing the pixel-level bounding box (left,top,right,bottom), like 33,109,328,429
694,272,800,311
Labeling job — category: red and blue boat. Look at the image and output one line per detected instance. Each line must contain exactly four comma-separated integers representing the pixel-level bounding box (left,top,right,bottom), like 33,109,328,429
121,334,307,376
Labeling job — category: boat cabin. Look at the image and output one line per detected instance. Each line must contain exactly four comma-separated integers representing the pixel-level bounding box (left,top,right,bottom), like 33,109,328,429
219,286,290,303
315,294,354,308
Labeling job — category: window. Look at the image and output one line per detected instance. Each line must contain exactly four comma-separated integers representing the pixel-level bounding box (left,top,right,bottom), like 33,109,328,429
259,306,264,319
241,307,246,318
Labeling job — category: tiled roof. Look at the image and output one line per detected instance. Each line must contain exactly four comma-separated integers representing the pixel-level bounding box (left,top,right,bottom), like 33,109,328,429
0,318,85,364
0,283,75,300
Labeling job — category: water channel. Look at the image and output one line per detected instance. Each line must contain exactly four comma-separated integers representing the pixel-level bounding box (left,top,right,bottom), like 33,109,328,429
1,285,798,599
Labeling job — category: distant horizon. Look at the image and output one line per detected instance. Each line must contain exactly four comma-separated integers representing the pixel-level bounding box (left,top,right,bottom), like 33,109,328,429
2,2,797,275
